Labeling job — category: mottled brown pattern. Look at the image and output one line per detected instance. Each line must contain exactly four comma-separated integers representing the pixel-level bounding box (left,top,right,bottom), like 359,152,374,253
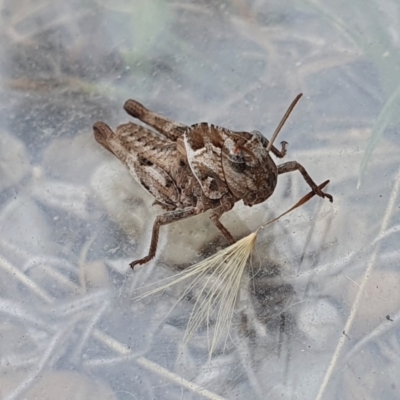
185,123,228,199
93,94,332,269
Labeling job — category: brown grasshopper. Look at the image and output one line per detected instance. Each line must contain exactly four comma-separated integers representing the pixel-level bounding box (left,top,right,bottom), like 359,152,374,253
93,94,332,269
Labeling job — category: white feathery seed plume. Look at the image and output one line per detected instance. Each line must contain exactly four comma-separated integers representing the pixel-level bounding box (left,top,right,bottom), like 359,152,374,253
133,180,329,359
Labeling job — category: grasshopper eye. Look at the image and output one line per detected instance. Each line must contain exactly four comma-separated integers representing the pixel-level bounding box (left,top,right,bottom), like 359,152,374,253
236,145,257,164
224,148,256,173
223,138,258,167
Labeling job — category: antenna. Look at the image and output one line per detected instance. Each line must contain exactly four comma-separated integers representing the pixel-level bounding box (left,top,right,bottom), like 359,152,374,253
266,93,303,152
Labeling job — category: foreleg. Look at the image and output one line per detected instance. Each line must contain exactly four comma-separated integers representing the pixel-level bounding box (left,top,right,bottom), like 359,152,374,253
277,161,333,202
270,141,288,158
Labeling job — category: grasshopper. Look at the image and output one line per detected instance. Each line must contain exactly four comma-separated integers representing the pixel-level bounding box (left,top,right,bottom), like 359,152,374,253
93,94,332,269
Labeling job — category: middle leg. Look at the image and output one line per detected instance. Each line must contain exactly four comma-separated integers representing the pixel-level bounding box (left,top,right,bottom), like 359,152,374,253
209,197,236,244
130,207,197,269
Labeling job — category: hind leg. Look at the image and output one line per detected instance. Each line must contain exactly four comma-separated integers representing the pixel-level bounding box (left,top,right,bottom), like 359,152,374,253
124,99,187,141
